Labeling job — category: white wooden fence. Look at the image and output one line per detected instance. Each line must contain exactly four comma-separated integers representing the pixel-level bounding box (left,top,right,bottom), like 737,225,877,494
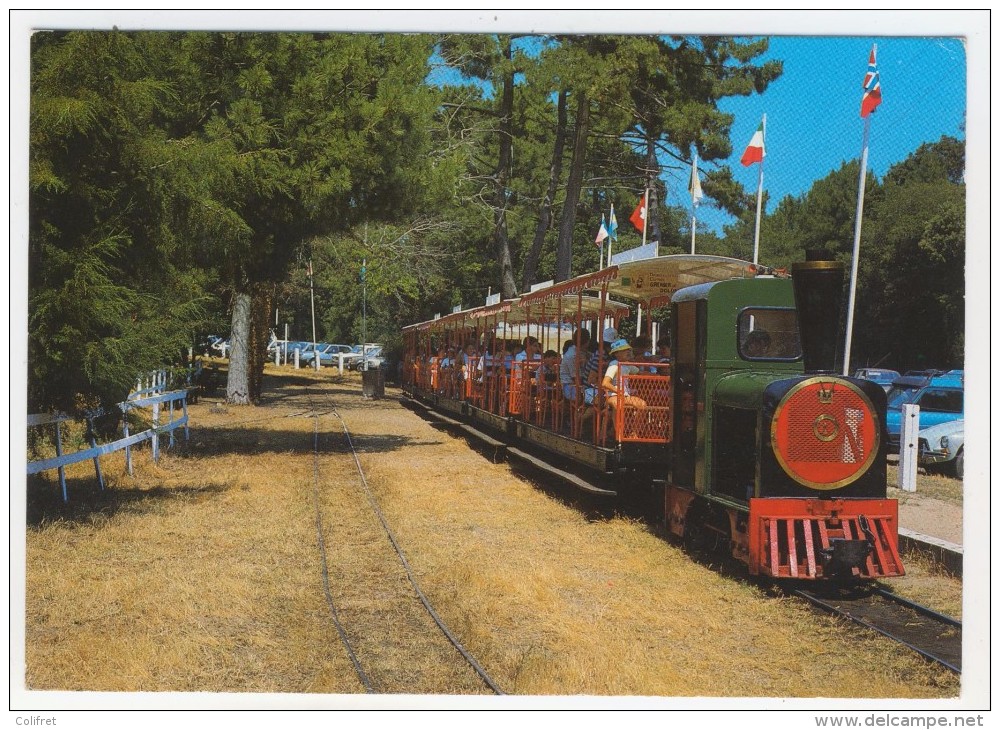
27,368,195,503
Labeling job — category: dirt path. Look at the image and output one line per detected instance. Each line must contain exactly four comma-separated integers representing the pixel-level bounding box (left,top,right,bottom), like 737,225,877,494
23,369,961,701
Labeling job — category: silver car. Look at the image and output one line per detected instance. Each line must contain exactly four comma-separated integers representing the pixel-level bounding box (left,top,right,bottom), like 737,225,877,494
918,419,964,479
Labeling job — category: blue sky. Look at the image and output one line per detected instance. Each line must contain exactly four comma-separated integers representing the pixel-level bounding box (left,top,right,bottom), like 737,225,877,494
678,35,967,235
428,32,967,237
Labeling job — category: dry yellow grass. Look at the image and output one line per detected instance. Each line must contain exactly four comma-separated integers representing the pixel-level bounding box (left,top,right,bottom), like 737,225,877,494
22,367,961,701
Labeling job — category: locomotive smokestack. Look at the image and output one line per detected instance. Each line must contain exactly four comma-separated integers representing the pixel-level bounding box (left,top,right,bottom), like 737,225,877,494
791,250,845,373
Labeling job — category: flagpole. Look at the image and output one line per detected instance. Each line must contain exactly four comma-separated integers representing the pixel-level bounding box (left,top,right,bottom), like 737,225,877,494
752,114,766,265
309,259,318,371
690,211,697,255
641,187,649,247
690,175,697,255
690,151,698,255
843,114,872,376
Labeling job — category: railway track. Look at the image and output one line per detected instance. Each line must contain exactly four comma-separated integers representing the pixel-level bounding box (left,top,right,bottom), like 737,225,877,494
302,386,504,695
792,586,962,674
401,391,963,677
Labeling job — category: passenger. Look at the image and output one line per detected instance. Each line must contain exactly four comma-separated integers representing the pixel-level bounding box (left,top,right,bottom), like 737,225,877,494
656,337,671,364
440,347,457,371
631,335,652,362
515,335,541,362
503,342,517,372
560,328,591,400
653,336,672,376
461,343,478,384
537,349,560,387
581,326,617,405
743,329,772,358
478,335,497,381
431,345,447,392
602,339,647,410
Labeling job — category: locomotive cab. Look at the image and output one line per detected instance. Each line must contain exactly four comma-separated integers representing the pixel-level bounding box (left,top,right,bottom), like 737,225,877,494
666,261,903,580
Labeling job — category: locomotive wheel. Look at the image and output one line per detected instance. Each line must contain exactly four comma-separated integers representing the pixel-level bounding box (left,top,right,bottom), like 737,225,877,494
682,501,730,558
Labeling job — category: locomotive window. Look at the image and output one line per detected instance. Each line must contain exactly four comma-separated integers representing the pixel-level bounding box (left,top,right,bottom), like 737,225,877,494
738,308,802,361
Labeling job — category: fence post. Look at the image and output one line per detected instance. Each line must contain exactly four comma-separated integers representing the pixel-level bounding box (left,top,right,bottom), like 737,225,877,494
168,397,175,448
152,400,160,463
899,403,920,492
338,353,345,374
121,403,133,476
85,413,105,491
54,420,68,502
275,346,280,367
294,348,300,369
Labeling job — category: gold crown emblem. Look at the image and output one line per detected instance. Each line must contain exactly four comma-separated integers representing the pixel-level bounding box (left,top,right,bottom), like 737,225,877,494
817,382,834,404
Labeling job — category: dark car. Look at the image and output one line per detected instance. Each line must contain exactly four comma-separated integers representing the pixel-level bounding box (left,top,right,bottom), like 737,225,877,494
852,368,900,392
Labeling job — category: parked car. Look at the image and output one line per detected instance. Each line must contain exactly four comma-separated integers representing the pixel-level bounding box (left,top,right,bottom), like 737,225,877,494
282,341,313,362
852,368,900,392
347,344,384,371
885,372,964,452
299,343,334,366
918,419,964,479
306,343,354,367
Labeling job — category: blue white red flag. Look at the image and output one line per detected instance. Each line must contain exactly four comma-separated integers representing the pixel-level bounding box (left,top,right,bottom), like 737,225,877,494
861,45,882,118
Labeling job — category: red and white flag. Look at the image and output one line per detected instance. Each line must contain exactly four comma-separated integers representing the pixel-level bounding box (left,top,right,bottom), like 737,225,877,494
629,193,647,233
740,120,765,166
860,44,882,118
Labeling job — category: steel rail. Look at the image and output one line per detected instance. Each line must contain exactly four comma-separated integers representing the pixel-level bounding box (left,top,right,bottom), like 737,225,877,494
305,386,504,695
792,588,961,674
328,402,505,695
309,410,375,692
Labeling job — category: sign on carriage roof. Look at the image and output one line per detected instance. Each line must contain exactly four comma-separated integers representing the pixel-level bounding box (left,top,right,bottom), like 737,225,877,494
610,241,659,266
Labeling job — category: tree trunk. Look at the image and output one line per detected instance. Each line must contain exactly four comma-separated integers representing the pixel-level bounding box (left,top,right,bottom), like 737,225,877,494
555,91,590,282
226,290,253,405
248,282,275,401
522,89,567,291
494,36,518,300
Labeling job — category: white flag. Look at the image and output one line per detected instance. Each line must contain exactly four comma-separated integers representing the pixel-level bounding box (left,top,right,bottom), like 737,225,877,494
690,152,703,206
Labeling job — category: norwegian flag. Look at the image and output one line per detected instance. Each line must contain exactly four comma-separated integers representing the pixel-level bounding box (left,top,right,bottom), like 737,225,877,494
861,44,882,118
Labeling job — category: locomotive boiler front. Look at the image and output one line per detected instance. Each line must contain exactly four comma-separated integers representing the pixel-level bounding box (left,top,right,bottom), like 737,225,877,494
759,375,888,499
748,373,901,579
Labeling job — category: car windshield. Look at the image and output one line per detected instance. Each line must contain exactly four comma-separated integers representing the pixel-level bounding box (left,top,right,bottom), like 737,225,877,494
917,388,963,413
886,386,919,408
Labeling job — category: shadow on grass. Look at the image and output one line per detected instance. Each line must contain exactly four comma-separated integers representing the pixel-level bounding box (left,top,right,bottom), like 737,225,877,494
25,474,230,527
186,426,441,458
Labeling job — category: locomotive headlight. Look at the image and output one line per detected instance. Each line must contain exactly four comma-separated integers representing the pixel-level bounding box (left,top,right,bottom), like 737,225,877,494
771,377,880,490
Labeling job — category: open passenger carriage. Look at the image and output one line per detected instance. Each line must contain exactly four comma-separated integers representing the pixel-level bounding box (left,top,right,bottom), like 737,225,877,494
402,254,755,476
